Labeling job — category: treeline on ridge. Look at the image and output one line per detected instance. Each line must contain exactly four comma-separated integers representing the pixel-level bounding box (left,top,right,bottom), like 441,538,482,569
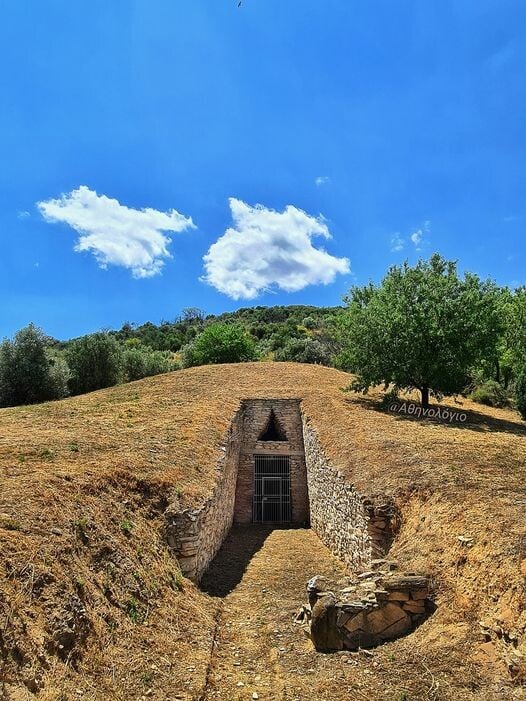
1,255,525,420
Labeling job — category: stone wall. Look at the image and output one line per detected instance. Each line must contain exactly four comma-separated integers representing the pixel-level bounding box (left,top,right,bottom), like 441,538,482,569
165,399,310,581
165,402,399,584
363,497,401,559
302,417,372,572
303,565,433,652
165,405,244,582
302,417,400,570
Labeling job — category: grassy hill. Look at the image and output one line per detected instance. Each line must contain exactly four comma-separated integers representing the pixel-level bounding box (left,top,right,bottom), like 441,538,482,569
1,363,525,699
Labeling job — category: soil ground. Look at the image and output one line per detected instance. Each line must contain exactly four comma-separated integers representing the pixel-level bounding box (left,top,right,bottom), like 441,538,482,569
198,527,522,701
1,364,525,699
199,527,347,701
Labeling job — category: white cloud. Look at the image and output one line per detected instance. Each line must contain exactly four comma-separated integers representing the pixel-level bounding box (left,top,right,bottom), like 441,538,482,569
410,229,423,248
389,220,430,253
409,220,430,251
17,210,31,219
202,198,350,299
38,186,195,278
315,176,330,187
390,233,405,252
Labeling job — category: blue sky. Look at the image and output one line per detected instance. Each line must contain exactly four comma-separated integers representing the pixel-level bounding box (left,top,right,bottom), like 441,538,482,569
1,1,525,340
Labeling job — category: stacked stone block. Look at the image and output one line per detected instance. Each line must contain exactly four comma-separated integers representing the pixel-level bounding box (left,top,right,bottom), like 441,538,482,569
164,409,244,582
165,399,310,582
165,401,402,594
302,419,372,571
304,564,432,652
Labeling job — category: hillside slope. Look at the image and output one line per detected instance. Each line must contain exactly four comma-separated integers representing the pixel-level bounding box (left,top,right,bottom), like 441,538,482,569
1,363,525,700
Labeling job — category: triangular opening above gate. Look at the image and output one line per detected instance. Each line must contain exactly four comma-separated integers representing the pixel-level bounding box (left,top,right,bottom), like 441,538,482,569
259,409,287,442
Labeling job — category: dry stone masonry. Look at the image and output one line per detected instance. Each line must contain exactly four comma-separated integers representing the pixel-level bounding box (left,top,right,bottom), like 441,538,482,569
165,399,308,582
165,399,431,655
164,408,244,581
300,560,433,652
302,418,399,571
363,497,401,559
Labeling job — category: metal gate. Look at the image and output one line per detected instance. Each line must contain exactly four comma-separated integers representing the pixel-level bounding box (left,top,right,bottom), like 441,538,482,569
253,455,291,523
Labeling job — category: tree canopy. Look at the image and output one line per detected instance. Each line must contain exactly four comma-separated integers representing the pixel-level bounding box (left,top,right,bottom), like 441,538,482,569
0,274,524,419
0,324,68,406
335,254,502,407
66,332,123,395
181,323,258,367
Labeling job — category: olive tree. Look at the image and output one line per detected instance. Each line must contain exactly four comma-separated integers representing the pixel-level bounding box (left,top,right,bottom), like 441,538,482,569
122,345,175,381
335,254,502,407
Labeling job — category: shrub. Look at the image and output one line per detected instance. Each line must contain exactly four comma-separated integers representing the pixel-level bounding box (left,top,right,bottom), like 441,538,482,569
469,380,509,408
380,387,400,408
515,367,526,420
66,332,123,395
181,324,258,368
47,352,71,399
302,316,317,330
120,519,134,535
143,349,176,377
0,324,67,406
274,337,331,365
122,347,147,382
122,347,175,382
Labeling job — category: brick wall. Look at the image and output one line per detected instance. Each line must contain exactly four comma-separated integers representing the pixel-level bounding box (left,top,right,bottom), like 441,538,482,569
234,399,309,525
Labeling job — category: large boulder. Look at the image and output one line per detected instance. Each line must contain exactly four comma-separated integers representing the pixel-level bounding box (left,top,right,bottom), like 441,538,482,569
343,603,411,650
310,594,343,652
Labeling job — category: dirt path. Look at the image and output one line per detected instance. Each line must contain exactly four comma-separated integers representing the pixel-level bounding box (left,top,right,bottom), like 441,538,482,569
198,527,356,701
194,528,504,701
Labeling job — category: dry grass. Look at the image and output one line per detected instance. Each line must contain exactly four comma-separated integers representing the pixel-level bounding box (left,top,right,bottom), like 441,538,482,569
1,362,525,700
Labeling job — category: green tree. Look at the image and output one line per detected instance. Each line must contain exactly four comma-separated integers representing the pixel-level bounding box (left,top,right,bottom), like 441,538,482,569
181,307,205,323
515,366,526,420
335,254,502,407
0,324,67,406
143,349,175,376
506,288,526,375
274,337,331,365
122,346,175,381
181,323,257,368
47,351,71,399
468,287,526,390
66,332,123,395
122,346,148,381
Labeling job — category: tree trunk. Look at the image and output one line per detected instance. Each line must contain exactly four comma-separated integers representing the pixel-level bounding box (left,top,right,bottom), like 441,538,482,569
421,385,429,408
